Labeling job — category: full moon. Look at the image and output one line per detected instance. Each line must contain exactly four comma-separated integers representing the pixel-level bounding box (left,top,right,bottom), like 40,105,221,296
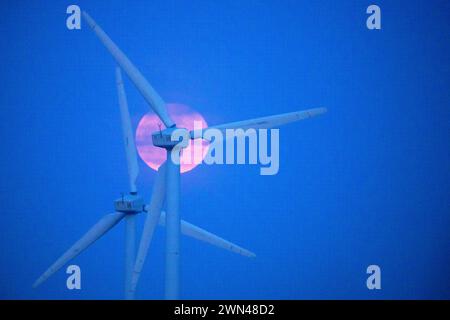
135,103,209,174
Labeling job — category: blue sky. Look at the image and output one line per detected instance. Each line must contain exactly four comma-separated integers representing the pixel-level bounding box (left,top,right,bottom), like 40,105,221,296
0,1,449,299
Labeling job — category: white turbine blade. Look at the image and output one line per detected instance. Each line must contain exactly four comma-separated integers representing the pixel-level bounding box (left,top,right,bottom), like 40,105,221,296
130,163,166,292
115,67,139,193
190,107,327,139
33,212,126,288
82,11,175,128
159,212,256,258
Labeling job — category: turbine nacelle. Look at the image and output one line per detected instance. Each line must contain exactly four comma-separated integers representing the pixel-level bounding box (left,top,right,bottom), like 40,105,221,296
152,127,189,150
114,193,145,213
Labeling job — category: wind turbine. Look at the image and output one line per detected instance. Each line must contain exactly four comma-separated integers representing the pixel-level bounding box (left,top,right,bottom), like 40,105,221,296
32,52,255,300
34,11,326,300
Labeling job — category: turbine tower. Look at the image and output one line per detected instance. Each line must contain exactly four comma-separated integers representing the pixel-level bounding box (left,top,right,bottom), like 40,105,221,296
33,11,326,300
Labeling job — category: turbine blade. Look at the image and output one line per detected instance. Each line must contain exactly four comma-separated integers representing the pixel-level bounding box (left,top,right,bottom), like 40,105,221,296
130,163,167,293
159,212,256,258
82,11,175,128
116,67,139,193
190,107,327,139
33,212,126,288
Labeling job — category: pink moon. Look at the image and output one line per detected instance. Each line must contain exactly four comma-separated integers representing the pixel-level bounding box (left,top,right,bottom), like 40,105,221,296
135,103,209,174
